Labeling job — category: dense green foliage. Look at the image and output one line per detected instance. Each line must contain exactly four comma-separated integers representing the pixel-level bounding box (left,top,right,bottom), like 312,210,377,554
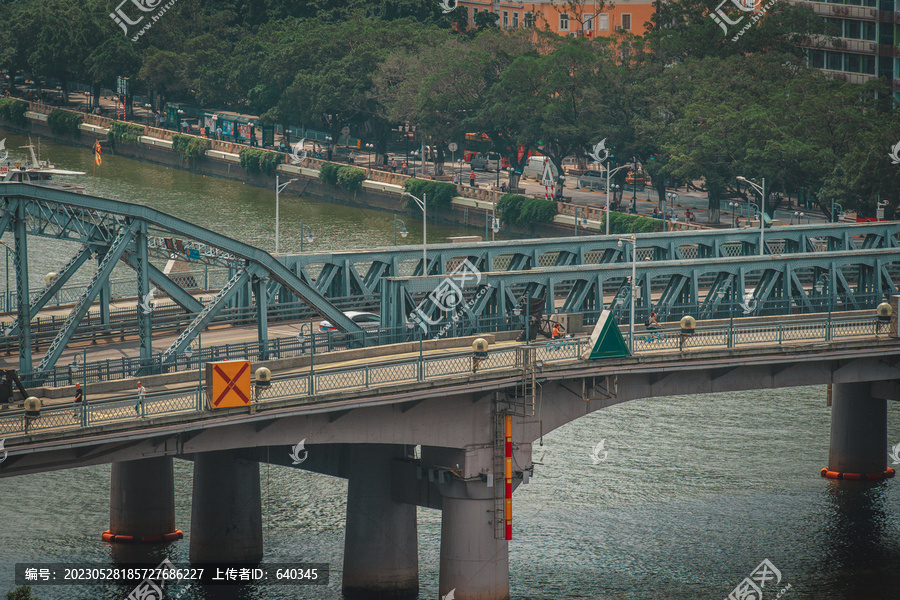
602,212,664,234
0,98,28,125
172,134,210,162
6,586,40,600
403,178,456,211
0,0,896,219
108,121,145,144
319,163,368,192
497,194,558,227
238,147,281,175
46,109,82,137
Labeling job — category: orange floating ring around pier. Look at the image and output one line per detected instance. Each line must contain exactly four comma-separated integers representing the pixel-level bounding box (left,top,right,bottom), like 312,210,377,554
102,529,183,543
819,467,896,481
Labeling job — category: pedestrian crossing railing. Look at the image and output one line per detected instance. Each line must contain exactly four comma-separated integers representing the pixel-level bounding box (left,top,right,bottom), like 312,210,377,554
0,315,889,437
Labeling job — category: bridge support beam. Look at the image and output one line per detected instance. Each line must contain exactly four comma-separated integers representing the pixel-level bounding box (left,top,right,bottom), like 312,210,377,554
343,445,418,599
190,450,263,563
107,457,178,541
440,482,509,600
827,382,887,476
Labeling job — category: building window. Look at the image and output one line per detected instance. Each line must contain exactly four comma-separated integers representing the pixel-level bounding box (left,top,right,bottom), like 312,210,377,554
621,14,632,30
862,21,876,41
847,54,860,72
560,13,569,31
524,11,535,27
584,13,594,32
503,11,509,27
513,12,519,28
846,20,861,39
826,51,842,70
597,14,609,30
862,55,875,74
810,50,825,69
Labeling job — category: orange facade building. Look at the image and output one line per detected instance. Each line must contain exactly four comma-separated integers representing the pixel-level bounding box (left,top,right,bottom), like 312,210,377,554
455,0,657,37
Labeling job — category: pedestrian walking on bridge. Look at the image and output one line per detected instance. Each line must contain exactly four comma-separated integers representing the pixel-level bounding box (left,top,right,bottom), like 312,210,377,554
135,381,146,418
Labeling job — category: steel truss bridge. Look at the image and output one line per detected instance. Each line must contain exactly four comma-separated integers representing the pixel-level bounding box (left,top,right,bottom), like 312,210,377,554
2,183,899,380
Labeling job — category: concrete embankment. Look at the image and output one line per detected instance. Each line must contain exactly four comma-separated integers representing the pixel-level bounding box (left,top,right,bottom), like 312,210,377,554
1,104,600,238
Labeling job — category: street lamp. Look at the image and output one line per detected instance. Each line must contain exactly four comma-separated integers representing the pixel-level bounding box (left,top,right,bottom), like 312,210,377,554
299,221,314,252
728,202,741,227
717,281,735,348
605,163,633,235
0,239,10,312
574,208,588,236
736,176,766,256
616,235,638,352
402,192,428,273
815,274,833,341
275,175,297,254
830,200,843,223
394,215,408,246
791,211,805,225
485,211,499,241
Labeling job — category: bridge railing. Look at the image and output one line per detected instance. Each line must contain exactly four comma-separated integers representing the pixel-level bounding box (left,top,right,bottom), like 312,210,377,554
0,314,890,437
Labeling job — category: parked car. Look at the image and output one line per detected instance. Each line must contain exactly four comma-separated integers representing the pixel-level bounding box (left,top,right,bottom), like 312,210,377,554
625,171,649,186
319,311,381,332
521,156,559,181
470,152,501,172
577,169,607,190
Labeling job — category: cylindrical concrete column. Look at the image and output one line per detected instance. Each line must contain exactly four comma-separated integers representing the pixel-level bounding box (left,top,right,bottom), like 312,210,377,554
343,445,418,599
190,450,262,563
828,382,887,475
440,487,509,600
107,457,179,542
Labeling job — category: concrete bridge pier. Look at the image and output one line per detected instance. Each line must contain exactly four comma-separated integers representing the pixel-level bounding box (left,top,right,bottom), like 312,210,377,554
439,481,509,600
343,444,418,599
826,382,888,477
107,457,179,542
190,449,263,563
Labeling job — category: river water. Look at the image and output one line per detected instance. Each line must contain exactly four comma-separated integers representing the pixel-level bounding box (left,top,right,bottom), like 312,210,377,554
1,130,899,600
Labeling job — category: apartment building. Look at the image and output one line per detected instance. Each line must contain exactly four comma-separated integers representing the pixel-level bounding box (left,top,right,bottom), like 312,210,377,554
789,0,900,97
456,0,656,37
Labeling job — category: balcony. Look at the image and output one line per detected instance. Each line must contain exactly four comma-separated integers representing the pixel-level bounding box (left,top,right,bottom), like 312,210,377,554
800,34,881,55
820,69,878,84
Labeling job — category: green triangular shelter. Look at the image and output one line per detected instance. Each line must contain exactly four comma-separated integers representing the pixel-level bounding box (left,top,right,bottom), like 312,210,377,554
582,310,630,360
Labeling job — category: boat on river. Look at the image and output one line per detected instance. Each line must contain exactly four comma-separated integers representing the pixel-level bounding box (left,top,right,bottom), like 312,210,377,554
0,140,86,192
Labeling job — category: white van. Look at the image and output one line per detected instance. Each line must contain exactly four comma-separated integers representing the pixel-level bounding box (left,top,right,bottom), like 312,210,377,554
521,156,559,181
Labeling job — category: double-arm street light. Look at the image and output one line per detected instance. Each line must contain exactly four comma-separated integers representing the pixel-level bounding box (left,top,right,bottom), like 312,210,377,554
736,176,766,256
574,208,588,237
606,163,634,235
402,192,428,273
616,235,638,352
275,174,297,254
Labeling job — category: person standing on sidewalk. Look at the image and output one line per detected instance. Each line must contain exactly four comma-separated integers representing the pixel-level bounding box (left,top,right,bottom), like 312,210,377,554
135,381,146,418
469,170,476,187
72,382,83,420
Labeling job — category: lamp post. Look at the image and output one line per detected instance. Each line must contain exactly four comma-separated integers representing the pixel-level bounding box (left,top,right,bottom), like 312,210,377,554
830,200,843,223
791,211,805,225
394,216,408,246
485,211,499,241
728,201,740,227
299,221,314,252
815,274,833,341
666,192,679,229
0,239,10,312
717,282,735,348
736,176,766,256
605,163,633,235
402,192,427,274
574,208,588,236
631,156,638,200
275,175,297,254
616,235,638,352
